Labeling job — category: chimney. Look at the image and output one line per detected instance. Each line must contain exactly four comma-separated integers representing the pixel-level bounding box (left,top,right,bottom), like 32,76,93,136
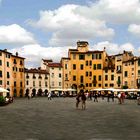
16,52,18,56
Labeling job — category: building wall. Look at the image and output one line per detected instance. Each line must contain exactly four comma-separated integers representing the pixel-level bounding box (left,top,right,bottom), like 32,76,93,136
11,55,25,97
25,70,49,96
49,67,62,90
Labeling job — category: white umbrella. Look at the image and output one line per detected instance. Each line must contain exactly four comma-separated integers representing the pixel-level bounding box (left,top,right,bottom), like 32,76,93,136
0,87,9,97
0,87,9,93
63,88,77,91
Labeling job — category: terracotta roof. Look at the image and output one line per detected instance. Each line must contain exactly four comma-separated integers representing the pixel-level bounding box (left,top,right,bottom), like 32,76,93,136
25,68,49,74
42,59,53,63
69,50,103,54
48,63,62,68
61,57,70,60
0,49,12,54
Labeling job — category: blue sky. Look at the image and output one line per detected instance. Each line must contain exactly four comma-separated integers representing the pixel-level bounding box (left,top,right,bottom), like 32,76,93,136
0,0,140,67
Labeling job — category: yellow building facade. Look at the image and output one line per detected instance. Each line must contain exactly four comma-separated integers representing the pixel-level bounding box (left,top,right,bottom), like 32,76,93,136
62,41,108,92
0,49,25,97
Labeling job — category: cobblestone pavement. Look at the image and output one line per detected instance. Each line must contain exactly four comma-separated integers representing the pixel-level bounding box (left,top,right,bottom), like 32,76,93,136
0,97,140,140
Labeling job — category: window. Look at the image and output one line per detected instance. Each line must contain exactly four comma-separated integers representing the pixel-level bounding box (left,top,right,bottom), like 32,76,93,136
89,61,92,66
73,64,76,70
99,54,102,59
105,83,108,87
93,64,96,70
20,82,22,87
73,76,76,81
138,59,140,66
39,81,41,87
111,70,114,72
105,69,108,73
105,75,108,80
111,75,114,80
89,83,92,87
79,54,85,60
97,64,101,69
89,71,92,76
20,60,23,65
33,81,35,87
33,74,36,79
86,83,88,87
0,52,2,56
59,73,61,78
0,80,2,85
6,54,10,58
93,75,96,80
26,81,29,85
13,59,17,64
86,72,88,76
14,82,16,87
0,70,2,77
98,75,101,81
45,74,48,79
7,81,9,85
124,81,128,86
45,81,48,87
80,76,84,83
86,61,88,66
124,71,128,77
92,54,95,59
7,72,10,78
138,70,140,75
80,64,84,70
51,73,54,78
52,82,54,86
73,54,76,59
0,60,2,65
6,62,9,67
59,82,61,86
65,64,68,69
65,74,68,80
98,84,101,87
93,84,96,87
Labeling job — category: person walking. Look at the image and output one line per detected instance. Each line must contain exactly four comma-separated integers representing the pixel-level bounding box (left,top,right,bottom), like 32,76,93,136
48,91,52,100
76,93,81,109
94,92,98,102
81,92,86,110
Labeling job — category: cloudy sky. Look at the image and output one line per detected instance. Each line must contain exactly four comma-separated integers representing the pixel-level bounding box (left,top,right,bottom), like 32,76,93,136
1,0,140,67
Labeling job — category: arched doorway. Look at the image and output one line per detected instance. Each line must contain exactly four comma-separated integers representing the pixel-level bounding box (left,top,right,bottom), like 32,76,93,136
38,89,42,96
32,88,36,97
20,89,23,97
44,89,48,96
13,89,17,97
25,89,29,97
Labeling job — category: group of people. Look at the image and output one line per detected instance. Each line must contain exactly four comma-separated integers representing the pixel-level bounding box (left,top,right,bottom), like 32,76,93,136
76,90,86,110
75,90,129,110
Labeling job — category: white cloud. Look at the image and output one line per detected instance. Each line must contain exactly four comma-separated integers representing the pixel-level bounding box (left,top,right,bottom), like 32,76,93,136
0,24,36,45
128,24,140,37
29,4,114,46
78,0,140,24
28,0,140,47
92,41,136,55
9,44,72,68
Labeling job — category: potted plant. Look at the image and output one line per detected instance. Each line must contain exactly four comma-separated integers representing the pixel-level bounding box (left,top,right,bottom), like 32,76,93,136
0,96,6,106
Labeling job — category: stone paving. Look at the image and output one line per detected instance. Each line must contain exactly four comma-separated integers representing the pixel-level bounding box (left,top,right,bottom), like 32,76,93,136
0,97,140,140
